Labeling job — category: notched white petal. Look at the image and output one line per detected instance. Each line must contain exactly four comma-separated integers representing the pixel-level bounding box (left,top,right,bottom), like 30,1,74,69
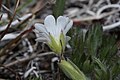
57,16,69,30
34,23,48,34
64,20,73,34
44,15,56,32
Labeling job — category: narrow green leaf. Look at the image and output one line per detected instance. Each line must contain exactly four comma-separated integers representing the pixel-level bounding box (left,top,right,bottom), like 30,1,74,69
93,57,106,72
53,0,66,18
85,23,103,56
82,60,91,73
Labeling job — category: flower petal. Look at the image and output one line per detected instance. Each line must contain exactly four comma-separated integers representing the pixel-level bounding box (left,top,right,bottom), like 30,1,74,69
37,33,50,42
57,16,69,30
64,20,73,34
34,23,48,35
44,15,56,33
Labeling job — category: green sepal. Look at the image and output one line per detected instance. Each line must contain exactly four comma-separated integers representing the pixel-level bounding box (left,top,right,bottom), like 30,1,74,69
48,34,62,54
60,32,66,52
58,60,86,80
67,59,86,80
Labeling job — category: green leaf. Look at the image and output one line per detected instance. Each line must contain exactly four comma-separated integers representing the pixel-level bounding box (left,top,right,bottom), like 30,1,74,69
111,63,120,79
85,23,103,56
99,35,117,61
93,57,106,72
69,23,119,79
70,28,85,67
82,60,93,73
53,0,66,18
95,68,103,80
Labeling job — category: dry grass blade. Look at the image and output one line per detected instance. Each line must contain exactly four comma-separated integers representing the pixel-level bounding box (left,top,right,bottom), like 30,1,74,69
2,4,20,20
0,26,34,57
3,52,54,67
0,0,48,32
0,0,49,57
0,0,20,40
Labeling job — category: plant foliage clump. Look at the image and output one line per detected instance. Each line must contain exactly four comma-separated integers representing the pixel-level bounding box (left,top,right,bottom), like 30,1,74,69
69,23,120,80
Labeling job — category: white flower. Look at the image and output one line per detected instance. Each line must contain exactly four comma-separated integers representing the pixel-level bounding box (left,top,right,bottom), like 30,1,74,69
34,15,73,54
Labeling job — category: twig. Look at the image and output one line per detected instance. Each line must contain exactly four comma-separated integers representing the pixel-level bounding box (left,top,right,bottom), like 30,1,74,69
0,0,20,40
2,4,20,20
24,67,36,78
71,1,120,31
73,9,120,21
95,0,104,7
96,4,120,16
0,25,34,57
0,13,32,31
24,38,33,53
3,52,54,67
73,4,120,21
0,0,48,32
0,65,21,80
